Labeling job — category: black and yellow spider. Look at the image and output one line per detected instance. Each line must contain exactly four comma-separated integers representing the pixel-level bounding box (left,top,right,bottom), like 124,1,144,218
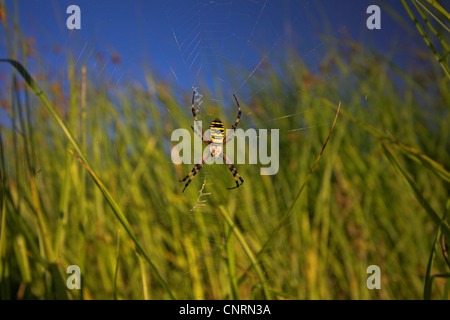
179,91,244,193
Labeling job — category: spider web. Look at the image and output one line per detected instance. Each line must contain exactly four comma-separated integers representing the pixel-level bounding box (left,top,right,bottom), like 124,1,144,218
0,0,431,299
164,2,343,190
163,0,346,294
163,0,338,116
164,0,339,165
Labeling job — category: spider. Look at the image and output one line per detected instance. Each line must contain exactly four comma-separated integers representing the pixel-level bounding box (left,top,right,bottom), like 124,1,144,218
179,91,244,193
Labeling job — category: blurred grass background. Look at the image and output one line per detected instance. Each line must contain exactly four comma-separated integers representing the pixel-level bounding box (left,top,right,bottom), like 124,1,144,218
0,1,449,299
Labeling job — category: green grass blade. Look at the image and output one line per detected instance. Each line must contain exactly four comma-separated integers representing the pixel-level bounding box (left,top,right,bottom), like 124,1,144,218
0,58,175,300
440,233,450,269
401,0,450,79
0,128,7,291
261,101,340,253
13,235,31,284
48,263,69,300
238,101,341,285
423,0,450,21
225,222,239,299
381,144,450,239
219,206,272,299
113,230,120,300
423,216,446,299
387,137,450,183
321,97,450,183
414,0,450,34
443,278,450,300
138,253,150,300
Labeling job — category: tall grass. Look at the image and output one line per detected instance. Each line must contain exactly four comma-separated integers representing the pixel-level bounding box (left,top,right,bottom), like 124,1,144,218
0,1,449,299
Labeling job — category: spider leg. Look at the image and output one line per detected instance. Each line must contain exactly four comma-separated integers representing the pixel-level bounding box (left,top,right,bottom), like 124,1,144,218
223,130,235,145
231,94,241,130
191,125,211,145
224,94,241,146
191,91,199,120
222,152,244,190
179,153,211,193
191,91,207,142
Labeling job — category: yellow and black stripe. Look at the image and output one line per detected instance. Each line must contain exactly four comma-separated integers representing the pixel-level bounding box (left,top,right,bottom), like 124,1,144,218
209,118,225,143
223,152,244,189
179,153,211,193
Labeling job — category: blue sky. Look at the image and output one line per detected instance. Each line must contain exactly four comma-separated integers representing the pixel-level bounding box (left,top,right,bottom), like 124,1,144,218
0,0,425,98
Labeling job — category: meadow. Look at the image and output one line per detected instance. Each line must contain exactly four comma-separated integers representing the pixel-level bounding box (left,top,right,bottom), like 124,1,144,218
0,1,449,299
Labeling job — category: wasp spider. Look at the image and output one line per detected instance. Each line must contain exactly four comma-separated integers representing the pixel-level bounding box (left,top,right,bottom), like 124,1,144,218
179,91,244,193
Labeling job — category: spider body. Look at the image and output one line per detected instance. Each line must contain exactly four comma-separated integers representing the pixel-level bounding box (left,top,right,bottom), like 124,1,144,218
209,118,224,158
209,142,223,158
179,92,244,193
